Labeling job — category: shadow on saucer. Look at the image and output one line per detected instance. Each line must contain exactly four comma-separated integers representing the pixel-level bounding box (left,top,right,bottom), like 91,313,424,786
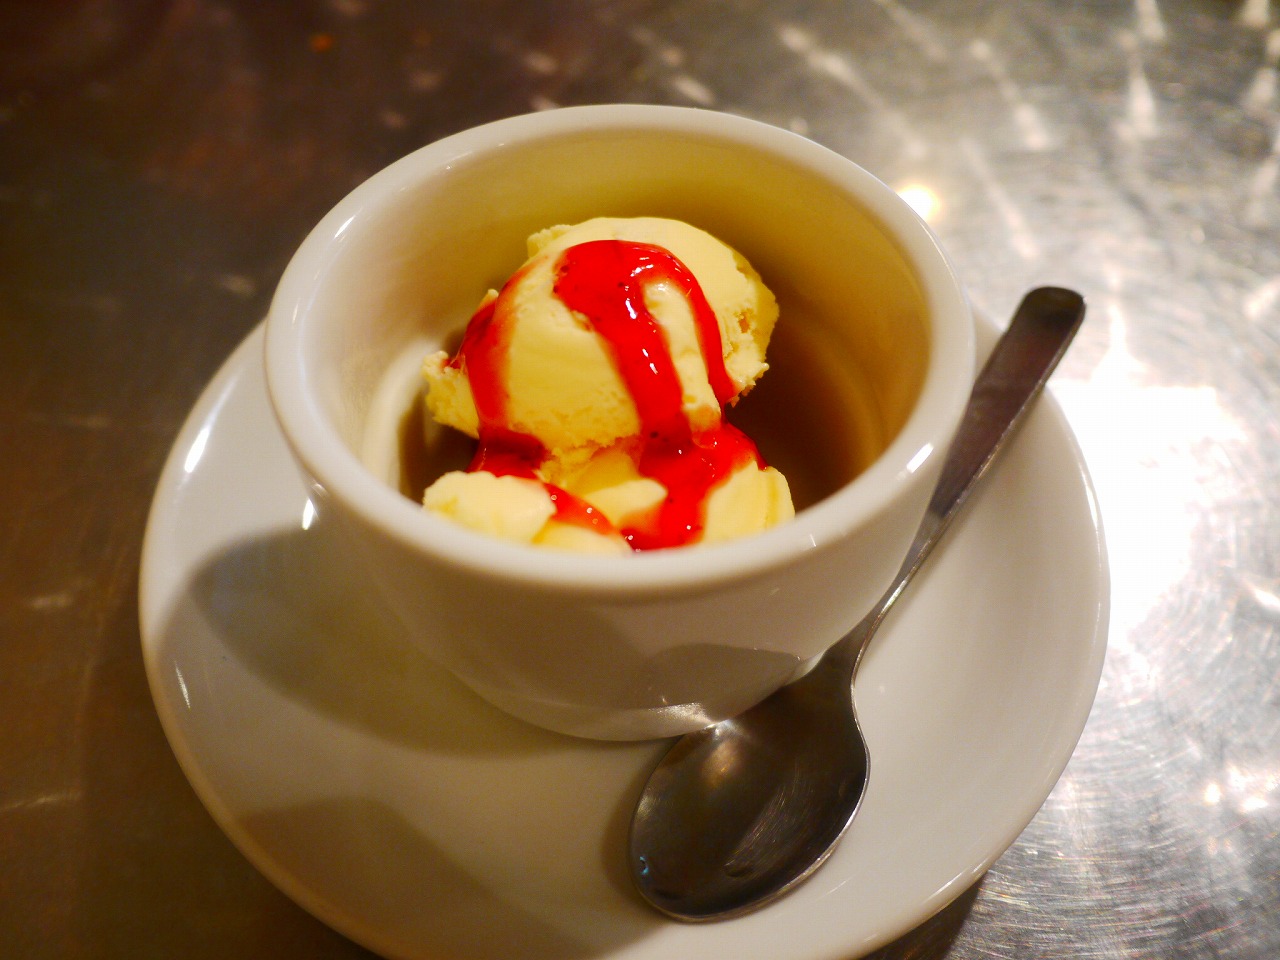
862,877,984,959
241,795,643,960
185,517,586,758
152,517,667,956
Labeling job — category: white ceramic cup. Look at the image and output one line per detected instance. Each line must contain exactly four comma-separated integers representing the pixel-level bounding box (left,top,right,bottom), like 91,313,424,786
264,104,974,740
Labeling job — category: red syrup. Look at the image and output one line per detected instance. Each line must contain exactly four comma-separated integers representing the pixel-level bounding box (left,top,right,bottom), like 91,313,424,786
447,288,615,535
449,238,766,549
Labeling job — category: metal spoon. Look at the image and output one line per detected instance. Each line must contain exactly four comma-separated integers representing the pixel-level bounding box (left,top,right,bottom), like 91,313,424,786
628,286,1086,922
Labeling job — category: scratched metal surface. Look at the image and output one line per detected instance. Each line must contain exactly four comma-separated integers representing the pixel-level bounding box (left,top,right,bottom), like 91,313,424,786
3,1,1279,957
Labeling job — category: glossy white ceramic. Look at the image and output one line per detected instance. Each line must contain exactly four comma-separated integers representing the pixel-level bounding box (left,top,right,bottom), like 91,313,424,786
139,317,1107,959
262,104,975,738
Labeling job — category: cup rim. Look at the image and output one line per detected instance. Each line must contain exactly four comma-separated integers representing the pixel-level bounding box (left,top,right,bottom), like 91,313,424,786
265,104,974,597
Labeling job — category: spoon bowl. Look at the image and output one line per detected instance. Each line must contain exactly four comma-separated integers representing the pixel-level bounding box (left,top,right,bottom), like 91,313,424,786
629,287,1086,921
632,645,869,919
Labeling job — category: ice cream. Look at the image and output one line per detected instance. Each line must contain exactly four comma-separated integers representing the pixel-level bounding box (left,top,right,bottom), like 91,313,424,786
420,216,794,552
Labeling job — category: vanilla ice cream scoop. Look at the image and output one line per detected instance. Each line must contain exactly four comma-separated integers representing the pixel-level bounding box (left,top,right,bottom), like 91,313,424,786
420,217,793,552
425,217,778,454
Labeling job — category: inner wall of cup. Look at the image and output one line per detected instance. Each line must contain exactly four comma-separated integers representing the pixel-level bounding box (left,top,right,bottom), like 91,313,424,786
306,125,931,508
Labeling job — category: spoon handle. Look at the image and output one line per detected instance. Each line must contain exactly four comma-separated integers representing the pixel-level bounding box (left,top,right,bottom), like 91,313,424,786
859,287,1086,653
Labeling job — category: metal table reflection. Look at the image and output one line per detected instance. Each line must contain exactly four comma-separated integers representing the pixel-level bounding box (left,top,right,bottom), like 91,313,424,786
2,1,1278,956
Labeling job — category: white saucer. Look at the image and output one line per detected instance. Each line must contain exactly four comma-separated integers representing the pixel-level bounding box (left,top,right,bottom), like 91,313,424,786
140,320,1108,960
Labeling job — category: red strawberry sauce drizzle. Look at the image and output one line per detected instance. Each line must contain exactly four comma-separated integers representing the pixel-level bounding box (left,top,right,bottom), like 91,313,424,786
447,239,765,549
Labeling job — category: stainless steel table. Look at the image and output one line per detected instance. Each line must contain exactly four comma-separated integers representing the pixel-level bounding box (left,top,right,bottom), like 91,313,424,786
4,1,1278,956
